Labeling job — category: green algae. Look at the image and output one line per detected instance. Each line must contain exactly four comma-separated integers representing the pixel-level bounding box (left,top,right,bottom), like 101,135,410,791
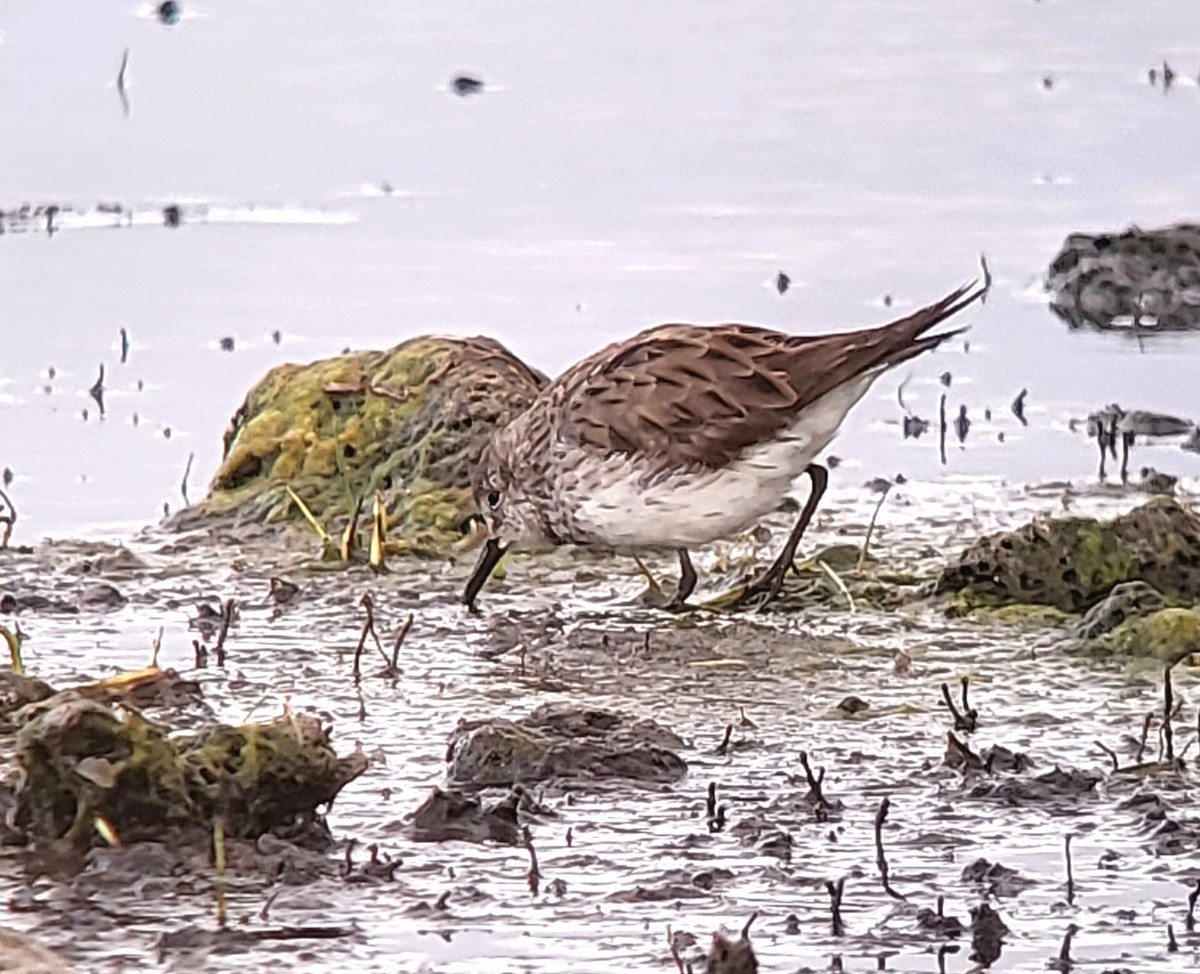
1100,607,1200,662
184,336,545,555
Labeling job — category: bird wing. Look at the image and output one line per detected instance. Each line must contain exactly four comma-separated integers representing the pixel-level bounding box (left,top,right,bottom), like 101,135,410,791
557,284,983,469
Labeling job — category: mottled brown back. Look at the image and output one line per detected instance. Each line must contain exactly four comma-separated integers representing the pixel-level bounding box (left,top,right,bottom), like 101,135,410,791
552,284,983,468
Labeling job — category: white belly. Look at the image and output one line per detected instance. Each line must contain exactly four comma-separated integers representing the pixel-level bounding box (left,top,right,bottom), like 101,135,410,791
564,373,877,548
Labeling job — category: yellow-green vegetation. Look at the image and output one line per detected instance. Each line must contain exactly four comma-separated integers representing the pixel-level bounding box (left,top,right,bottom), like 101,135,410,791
1100,607,1200,662
189,335,545,556
938,498,1200,612
14,693,368,849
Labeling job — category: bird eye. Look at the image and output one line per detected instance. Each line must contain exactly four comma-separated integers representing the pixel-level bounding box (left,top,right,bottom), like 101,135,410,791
486,490,501,509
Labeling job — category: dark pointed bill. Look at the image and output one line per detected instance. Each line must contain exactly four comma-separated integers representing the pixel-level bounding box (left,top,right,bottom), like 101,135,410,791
463,537,508,610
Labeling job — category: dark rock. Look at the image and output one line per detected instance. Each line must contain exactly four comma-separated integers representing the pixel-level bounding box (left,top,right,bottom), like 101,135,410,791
937,498,1200,612
969,903,1009,966
451,75,484,96
404,787,519,844
968,767,1100,806
1066,581,1168,640
78,582,127,609
446,703,686,787
916,906,965,937
706,930,758,974
960,858,1034,897
1047,224,1200,332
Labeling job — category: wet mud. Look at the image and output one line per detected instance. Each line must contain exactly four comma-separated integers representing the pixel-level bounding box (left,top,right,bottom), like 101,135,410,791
1,481,1198,971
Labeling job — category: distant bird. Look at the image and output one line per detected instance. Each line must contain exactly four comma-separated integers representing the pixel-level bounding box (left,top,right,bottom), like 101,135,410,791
157,1,181,26
163,205,182,228
452,75,484,96
954,404,971,444
119,327,130,364
1087,404,1195,482
775,271,791,295
219,337,235,352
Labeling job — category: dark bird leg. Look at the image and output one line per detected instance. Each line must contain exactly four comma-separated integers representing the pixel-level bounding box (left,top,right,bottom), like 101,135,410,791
1097,430,1109,481
1120,431,1134,485
665,550,698,611
737,463,829,609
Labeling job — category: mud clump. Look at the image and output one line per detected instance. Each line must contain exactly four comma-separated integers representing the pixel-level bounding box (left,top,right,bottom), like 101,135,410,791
181,336,546,554
446,703,687,787
14,691,367,850
937,498,1200,613
1047,224,1200,331
404,787,520,844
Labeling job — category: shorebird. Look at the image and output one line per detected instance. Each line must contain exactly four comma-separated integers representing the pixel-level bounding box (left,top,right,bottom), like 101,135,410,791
464,282,986,610
1086,404,1195,483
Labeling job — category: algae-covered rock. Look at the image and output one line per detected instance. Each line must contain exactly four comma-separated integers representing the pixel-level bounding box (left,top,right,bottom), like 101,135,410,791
447,703,687,787
1066,581,1169,641
186,335,546,553
1098,607,1200,661
938,498,1200,612
14,697,367,849
1046,224,1200,332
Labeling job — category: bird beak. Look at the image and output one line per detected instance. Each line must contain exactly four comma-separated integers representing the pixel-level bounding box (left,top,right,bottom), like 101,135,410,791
463,536,508,610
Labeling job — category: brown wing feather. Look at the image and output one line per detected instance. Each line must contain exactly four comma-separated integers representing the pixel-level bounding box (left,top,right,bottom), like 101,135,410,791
558,283,984,468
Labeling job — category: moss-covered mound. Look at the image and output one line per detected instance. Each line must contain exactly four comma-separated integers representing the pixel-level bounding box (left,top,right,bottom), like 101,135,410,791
186,336,546,553
1088,606,1200,661
15,697,367,849
937,498,1200,612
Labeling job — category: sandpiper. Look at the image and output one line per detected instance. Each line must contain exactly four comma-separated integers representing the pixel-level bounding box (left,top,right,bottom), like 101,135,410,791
464,282,986,610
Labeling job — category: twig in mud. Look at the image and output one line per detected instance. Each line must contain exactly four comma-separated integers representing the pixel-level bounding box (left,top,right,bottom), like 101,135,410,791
117,47,131,117
740,912,757,939
979,252,993,302
1168,923,1179,953
1187,878,1200,932
858,483,890,573
212,816,227,929
340,494,364,562
941,679,977,732
384,613,414,677
523,826,541,895
1137,712,1153,763
938,392,948,466
213,598,235,666
192,639,207,668
705,782,717,820
1053,924,1078,971
1095,742,1119,772
715,723,733,756
150,626,164,668
260,886,284,922
369,490,387,573
181,452,194,507
356,686,367,721
668,927,685,974
89,364,106,416
1064,834,1075,904
874,797,906,901
824,878,846,936
434,891,450,911
1163,665,1176,762
352,593,388,681
945,732,985,771
341,839,356,878
798,751,830,819
0,486,17,548
566,827,573,847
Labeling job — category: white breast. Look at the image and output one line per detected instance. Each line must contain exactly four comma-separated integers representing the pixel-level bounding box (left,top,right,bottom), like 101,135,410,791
561,372,879,548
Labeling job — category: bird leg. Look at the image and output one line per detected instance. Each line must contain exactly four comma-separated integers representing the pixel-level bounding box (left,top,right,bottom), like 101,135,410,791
735,463,829,609
1120,431,1134,485
665,550,698,610
1097,429,1109,481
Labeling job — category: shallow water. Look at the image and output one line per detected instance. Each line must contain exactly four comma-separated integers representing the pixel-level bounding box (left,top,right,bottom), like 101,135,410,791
3,2,1200,971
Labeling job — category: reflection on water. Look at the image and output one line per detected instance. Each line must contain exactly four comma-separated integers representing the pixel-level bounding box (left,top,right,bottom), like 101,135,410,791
3,1,1200,970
